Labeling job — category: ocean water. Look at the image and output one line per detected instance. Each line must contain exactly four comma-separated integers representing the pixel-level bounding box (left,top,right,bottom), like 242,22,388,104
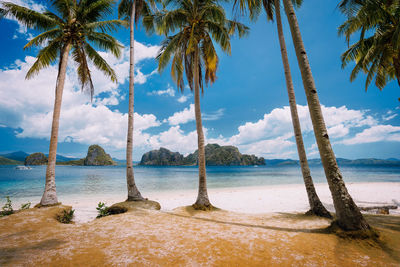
1,165,399,200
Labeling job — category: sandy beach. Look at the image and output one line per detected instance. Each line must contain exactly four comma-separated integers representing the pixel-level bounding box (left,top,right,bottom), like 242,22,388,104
9,182,399,223
1,202,400,266
1,182,399,265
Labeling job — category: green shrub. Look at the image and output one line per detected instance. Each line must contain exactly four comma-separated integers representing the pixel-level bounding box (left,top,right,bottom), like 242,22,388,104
96,202,110,218
0,196,13,217
56,209,75,224
20,202,31,210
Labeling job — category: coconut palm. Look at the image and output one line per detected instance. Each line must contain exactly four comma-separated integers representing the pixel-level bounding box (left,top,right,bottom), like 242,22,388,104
1,0,123,206
339,0,400,93
232,0,331,218
155,0,248,210
118,0,156,201
281,0,370,231
271,0,332,218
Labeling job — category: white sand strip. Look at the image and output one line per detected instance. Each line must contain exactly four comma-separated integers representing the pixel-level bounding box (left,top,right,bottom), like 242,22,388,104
8,182,400,223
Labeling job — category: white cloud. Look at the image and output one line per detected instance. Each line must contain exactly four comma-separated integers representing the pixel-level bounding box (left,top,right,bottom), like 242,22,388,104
167,104,195,125
203,108,225,121
166,104,225,125
177,95,188,103
148,126,200,155
382,110,398,121
222,104,382,158
0,40,161,150
342,125,400,145
147,87,175,97
237,135,296,159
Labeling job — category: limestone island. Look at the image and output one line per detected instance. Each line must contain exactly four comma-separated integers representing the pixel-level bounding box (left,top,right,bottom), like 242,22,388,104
25,152,48,166
139,144,265,166
57,145,116,166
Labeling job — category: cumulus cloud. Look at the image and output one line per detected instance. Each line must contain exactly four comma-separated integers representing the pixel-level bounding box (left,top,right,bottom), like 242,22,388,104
342,125,400,145
167,104,195,125
148,126,200,155
224,105,397,158
0,40,161,150
177,95,188,103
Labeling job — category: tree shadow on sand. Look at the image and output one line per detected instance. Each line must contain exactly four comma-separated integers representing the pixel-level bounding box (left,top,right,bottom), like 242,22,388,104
165,208,331,234
166,208,400,264
0,238,66,265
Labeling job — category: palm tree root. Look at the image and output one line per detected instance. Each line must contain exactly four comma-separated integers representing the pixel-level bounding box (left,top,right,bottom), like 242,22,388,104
192,203,216,211
326,220,380,240
34,202,61,208
305,207,333,219
126,196,146,202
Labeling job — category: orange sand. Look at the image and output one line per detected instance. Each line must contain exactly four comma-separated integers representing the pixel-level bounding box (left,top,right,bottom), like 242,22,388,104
0,205,399,266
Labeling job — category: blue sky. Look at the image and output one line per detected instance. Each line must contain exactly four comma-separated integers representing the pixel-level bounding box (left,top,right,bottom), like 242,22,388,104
0,0,399,160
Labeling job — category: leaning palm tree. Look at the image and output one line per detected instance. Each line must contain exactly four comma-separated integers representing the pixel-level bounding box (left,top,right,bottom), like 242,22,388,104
235,0,331,218
155,0,248,210
270,0,331,218
282,0,370,231
1,0,123,206
339,0,400,93
118,0,156,201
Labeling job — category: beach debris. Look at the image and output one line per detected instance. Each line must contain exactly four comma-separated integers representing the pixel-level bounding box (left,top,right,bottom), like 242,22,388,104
359,205,397,215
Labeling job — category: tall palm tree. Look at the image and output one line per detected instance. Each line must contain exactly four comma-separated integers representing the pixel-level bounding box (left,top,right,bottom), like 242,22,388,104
118,0,156,201
1,0,123,206
232,0,331,218
271,0,332,218
155,0,248,210
282,0,370,231
339,0,400,94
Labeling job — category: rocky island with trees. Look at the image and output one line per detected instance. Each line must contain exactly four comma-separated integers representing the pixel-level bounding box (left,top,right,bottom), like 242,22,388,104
57,145,116,166
139,144,266,166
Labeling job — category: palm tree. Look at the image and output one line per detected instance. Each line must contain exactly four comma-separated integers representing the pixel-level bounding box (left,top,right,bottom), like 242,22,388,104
1,0,123,206
271,0,332,218
339,0,400,94
118,0,156,201
155,0,248,210
282,0,370,231
232,0,331,218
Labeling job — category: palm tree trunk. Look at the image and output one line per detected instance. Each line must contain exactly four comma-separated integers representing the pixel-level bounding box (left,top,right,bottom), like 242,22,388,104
193,46,212,210
274,0,331,219
40,42,71,206
126,1,144,201
282,0,370,231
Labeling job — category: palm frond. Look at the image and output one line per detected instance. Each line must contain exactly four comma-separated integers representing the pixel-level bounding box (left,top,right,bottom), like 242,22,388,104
1,2,57,30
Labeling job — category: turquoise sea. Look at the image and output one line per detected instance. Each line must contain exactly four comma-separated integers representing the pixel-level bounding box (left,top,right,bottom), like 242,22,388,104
1,165,400,200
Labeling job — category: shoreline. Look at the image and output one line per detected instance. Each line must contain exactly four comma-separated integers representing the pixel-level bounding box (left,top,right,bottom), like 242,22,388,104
6,182,400,224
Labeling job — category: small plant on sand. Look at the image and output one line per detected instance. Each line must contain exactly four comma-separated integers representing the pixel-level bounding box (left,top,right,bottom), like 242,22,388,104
56,209,75,224
0,196,14,217
20,202,31,210
96,202,110,218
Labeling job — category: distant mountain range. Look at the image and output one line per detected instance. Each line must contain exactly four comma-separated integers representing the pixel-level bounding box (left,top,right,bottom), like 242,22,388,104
0,150,399,167
0,151,80,165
